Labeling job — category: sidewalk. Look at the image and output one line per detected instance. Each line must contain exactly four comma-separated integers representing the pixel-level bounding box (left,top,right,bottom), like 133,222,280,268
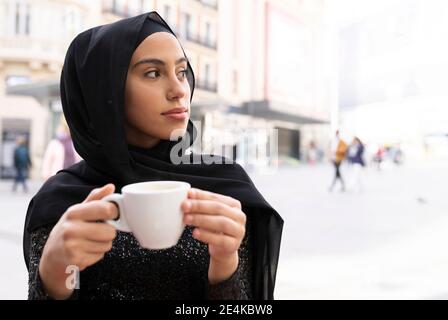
0,179,43,299
249,161,448,299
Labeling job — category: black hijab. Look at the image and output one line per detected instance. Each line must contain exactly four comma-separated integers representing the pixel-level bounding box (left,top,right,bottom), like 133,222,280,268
23,11,283,300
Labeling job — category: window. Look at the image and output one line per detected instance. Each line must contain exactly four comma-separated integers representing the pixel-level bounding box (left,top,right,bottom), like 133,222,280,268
13,1,31,35
163,4,171,24
184,13,191,38
24,3,30,34
205,21,211,43
14,2,19,34
204,63,210,84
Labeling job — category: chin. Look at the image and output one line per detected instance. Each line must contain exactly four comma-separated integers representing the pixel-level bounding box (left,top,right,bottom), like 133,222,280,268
162,125,188,141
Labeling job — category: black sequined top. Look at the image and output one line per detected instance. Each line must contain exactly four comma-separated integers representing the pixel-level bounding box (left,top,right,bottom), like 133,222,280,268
28,222,252,300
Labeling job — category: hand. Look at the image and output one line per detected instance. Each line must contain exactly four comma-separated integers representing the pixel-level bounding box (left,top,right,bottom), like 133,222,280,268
181,188,246,284
39,184,118,299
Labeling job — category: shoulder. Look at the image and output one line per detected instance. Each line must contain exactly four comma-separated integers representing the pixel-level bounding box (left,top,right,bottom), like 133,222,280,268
31,169,92,213
26,169,93,233
36,171,85,197
208,156,253,183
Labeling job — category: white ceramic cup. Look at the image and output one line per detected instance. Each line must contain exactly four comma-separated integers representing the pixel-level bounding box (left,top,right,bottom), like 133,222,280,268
101,181,190,249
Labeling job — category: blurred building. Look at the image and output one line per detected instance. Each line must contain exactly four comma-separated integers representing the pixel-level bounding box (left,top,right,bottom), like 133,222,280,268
1,0,222,178
0,0,103,178
0,0,333,179
216,0,332,168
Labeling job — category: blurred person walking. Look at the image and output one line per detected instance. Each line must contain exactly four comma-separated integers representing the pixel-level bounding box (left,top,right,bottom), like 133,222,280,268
347,137,365,192
307,140,318,165
41,118,81,181
373,145,385,170
12,136,32,193
329,130,347,192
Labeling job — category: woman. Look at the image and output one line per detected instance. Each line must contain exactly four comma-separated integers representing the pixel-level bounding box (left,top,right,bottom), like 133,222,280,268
329,130,347,192
23,12,283,300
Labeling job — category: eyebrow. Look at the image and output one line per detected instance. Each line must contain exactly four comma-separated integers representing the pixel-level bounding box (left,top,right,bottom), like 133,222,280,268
132,57,188,69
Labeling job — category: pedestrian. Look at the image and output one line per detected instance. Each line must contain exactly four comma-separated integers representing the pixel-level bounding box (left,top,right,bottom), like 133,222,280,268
307,140,318,165
41,118,82,181
329,130,347,192
347,136,365,192
23,12,283,300
12,135,31,193
373,145,385,170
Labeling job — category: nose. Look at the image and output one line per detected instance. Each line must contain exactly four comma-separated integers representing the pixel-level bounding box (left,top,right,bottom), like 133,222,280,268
166,74,187,101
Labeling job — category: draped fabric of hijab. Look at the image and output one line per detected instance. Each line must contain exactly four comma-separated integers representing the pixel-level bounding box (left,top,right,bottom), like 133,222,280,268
23,11,283,300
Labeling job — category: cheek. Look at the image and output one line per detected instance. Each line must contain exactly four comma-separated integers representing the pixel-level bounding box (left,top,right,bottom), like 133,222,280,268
125,81,161,117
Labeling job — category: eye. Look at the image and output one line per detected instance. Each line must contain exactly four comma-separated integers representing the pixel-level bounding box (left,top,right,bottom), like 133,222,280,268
144,70,160,79
178,69,189,80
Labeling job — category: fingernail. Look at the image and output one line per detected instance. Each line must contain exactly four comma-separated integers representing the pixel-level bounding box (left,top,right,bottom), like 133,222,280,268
185,215,193,223
184,201,191,211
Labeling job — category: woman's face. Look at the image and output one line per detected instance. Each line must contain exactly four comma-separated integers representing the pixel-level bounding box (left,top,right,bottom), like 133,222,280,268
125,32,191,148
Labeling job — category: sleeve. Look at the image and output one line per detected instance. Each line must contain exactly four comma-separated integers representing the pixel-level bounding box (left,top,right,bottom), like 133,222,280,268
206,217,253,300
28,225,78,300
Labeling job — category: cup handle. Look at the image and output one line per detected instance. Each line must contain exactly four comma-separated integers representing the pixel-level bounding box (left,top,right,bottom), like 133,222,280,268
101,193,132,233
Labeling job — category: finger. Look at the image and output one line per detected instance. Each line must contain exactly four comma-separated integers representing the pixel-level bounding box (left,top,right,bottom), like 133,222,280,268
192,228,240,253
83,184,115,203
78,239,114,254
66,201,119,222
188,188,241,209
182,199,246,224
76,221,117,242
184,214,245,238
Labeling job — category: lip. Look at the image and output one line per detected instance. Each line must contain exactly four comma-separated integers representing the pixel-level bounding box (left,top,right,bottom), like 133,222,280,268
161,107,188,115
161,107,188,121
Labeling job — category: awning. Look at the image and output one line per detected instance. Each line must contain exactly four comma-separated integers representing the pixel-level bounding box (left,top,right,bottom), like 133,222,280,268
228,100,329,125
6,80,60,103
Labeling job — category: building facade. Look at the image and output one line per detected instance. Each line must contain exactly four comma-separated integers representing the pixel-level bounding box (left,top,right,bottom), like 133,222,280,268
217,0,332,167
0,0,333,179
0,0,101,178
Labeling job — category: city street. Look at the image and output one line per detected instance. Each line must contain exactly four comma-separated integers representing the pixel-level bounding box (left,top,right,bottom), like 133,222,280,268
250,160,448,299
1,160,448,299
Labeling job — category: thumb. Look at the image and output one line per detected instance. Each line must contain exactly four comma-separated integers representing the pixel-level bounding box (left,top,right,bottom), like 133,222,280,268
83,184,115,203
